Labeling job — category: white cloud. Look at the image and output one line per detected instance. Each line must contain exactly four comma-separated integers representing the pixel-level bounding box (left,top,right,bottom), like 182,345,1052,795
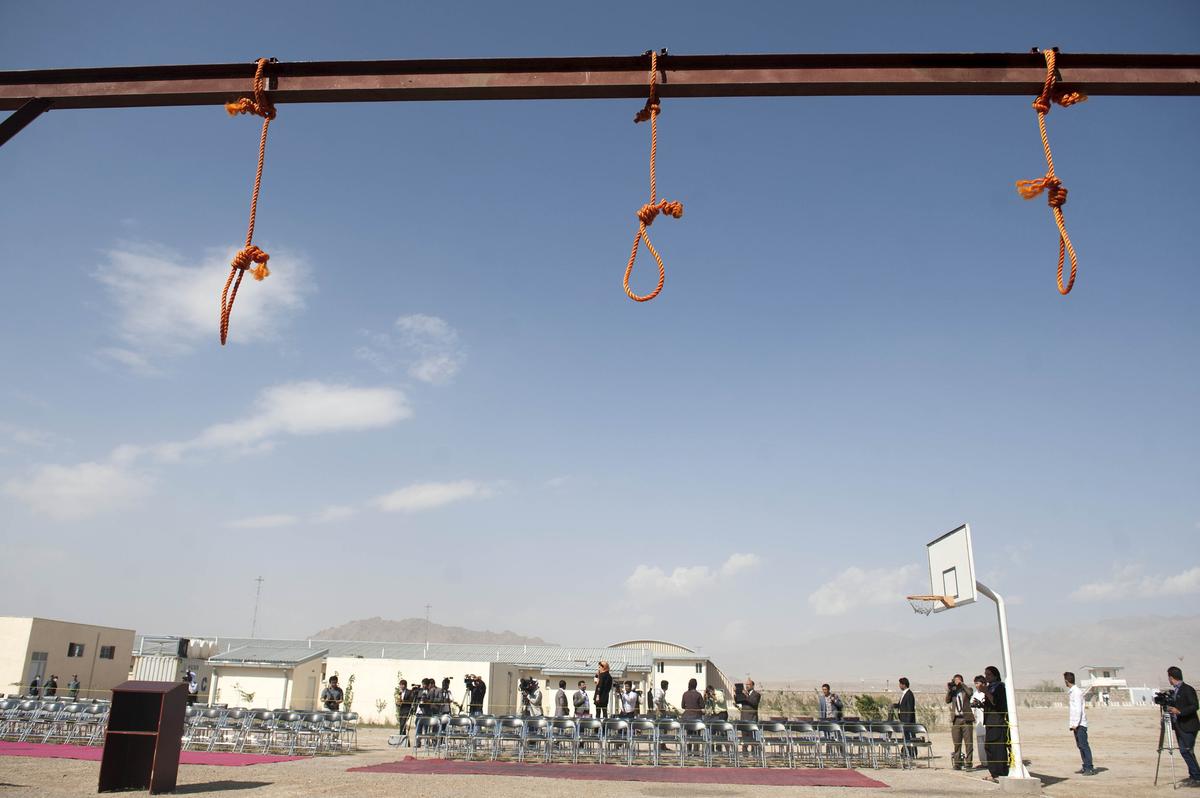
1072,564,1200,601
0,422,59,450
373,480,494,513
95,347,160,376
227,514,298,529
625,553,761,598
311,505,357,524
3,461,152,521
142,382,410,461
356,314,465,384
807,564,920,616
93,245,311,366
544,476,570,489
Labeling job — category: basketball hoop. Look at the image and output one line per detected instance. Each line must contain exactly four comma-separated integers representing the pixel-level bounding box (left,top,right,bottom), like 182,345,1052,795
906,594,955,616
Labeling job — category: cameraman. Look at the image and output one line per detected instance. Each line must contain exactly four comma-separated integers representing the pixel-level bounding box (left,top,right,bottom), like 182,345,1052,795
945,674,974,771
1166,666,1200,785
520,679,544,717
466,675,486,716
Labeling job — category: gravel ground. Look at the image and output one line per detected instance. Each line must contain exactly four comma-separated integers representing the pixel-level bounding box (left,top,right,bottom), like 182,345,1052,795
0,706,1184,797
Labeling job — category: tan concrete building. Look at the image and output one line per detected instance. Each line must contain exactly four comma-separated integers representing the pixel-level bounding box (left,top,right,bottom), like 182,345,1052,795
0,617,135,699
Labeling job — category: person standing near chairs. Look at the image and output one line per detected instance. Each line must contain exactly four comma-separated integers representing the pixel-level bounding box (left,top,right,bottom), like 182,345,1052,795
45,675,58,697
467,675,486,716
68,675,80,700
27,674,40,697
394,680,414,744
946,674,974,771
652,680,670,717
819,684,844,720
321,675,344,711
555,680,569,717
681,679,704,720
573,680,591,716
735,679,761,721
705,684,729,720
894,677,916,759
595,662,612,719
619,681,639,718
982,666,1010,781
1064,671,1096,776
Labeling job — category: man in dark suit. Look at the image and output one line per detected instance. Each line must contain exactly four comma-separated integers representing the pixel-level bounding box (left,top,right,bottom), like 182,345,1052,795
894,677,917,758
1167,666,1200,785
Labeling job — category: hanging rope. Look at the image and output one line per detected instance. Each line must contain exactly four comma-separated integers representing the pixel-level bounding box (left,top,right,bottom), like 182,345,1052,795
1015,47,1087,295
623,50,683,302
220,57,277,345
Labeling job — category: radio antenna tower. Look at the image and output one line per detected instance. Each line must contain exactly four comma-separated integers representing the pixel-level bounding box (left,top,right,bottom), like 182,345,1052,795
250,576,264,638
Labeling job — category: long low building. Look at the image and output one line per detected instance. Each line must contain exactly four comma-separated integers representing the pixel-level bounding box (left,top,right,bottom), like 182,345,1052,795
133,635,735,724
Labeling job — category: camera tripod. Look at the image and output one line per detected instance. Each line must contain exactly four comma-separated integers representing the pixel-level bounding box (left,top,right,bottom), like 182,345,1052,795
1155,705,1179,787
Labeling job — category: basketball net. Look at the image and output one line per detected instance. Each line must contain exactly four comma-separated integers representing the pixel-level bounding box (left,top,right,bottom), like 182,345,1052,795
906,594,956,616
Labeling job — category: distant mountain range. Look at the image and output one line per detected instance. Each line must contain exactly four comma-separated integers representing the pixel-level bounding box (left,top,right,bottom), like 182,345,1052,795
309,616,552,647
719,614,1198,689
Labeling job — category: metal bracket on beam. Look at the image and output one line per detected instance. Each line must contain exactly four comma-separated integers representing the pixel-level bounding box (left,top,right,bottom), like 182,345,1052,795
0,97,52,147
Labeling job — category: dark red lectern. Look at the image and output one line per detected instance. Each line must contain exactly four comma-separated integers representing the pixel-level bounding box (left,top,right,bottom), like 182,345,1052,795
98,680,186,794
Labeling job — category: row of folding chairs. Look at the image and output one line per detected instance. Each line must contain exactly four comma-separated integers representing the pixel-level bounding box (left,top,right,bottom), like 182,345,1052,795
419,715,932,769
182,705,358,755
0,698,110,745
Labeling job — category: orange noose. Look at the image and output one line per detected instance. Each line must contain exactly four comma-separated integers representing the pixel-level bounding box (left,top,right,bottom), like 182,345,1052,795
220,57,277,345
1015,47,1086,295
624,50,683,302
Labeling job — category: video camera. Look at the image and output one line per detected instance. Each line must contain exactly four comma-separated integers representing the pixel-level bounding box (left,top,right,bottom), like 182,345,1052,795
518,677,539,694
1153,690,1175,708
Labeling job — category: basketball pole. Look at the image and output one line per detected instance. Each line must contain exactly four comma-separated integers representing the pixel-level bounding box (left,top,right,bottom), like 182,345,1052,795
975,581,1032,781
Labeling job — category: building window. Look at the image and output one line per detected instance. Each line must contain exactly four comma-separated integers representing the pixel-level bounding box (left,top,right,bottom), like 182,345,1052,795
695,663,703,673
67,642,85,658
31,651,48,662
657,662,664,673
99,646,116,660
1103,671,1110,678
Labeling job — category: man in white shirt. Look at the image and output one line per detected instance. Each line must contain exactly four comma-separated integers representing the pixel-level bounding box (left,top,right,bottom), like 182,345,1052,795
971,675,988,770
1065,671,1096,775
652,680,669,717
619,682,639,718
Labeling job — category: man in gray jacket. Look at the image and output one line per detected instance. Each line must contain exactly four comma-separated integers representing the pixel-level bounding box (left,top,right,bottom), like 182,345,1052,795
555,680,569,717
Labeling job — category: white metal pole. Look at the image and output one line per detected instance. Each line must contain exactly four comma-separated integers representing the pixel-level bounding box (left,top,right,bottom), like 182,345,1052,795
976,581,1029,779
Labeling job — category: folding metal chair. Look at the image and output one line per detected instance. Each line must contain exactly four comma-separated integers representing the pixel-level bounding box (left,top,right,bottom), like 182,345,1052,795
492,717,525,761
602,719,631,765
681,720,709,766
272,711,303,754
706,721,738,767
548,718,579,763
904,723,933,767
240,710,275,753
816,720,850,767
523,718,551,763
41,702,83,744
656,719,684,767
467,716,496,761
841,721,876,768
628,719,658,765
735,721,765,767
575,718,604,763
759,721,792,767
209,708,249,751
786,721,824,767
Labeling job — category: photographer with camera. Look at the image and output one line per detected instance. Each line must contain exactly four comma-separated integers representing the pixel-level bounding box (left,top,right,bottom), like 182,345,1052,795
519,677,544,717
819,684,843,720
946,674,974,771
1164,666,1200,785
465,674,486,716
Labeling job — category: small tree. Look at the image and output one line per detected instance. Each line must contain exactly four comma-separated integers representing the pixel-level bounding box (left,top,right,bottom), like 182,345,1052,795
853,694,887,721
344,674,356,712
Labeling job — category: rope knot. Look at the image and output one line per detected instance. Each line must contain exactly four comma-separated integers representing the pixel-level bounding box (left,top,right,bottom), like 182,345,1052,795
637,199,683,226
225,96,276,120
231,245,271,280
1053,88,1087,108
634,97,660,124
1031,98,1051,114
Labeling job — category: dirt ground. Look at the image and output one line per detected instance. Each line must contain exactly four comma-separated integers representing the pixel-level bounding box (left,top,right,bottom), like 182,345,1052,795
0,706,1187,797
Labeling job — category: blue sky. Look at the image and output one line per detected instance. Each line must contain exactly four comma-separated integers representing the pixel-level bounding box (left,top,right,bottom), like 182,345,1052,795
0,1,1197,668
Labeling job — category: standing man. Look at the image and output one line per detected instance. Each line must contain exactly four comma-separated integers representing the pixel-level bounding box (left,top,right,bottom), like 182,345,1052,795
705,685,729,720
67,675,80,700
468,675,486,716
971,675,988,771
185,671,200,705
27,674,40,697
819,684,844,720
681,679,704,720
982,666,1010,781
1064,672,1096,776
1166,666,1200,785
946,674,974,771
45,675,58,697
555,680,569,717
652,680,670,717
321,675,344,711
573,680,591,716
735,679,761,722
394,679,412,744
895,677,916,759
619,682,638,718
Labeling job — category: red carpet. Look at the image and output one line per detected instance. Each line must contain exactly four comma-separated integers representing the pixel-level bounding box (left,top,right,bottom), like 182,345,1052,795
0,741,306,766
350,757,888,787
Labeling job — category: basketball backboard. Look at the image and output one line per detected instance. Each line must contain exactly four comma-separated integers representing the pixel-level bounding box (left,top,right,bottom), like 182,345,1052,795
925,524,977,612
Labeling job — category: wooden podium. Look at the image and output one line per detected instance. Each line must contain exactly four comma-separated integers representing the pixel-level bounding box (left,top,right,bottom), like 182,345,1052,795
98,680,186,794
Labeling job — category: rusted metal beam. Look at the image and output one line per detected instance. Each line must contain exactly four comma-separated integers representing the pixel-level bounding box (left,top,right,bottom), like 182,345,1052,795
0,98,52,146
2,52,1199,113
